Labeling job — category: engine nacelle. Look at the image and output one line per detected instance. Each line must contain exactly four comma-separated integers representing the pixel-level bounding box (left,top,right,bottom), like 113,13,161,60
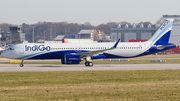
61,54,80,64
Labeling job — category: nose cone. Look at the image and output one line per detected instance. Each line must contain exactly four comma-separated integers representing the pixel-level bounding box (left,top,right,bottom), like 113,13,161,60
1,51,6,57
1,51,8,58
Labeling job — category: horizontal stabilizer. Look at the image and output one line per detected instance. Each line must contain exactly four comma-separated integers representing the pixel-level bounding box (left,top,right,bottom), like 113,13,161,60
156,44,176,50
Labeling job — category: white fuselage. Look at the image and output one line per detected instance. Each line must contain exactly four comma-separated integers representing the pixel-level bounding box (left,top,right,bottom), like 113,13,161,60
1,41,151,60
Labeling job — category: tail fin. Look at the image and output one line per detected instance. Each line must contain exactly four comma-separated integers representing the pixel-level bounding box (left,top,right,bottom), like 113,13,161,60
148,19,174,45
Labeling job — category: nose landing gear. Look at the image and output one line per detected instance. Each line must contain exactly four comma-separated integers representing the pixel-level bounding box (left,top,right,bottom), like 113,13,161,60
20,60,24,67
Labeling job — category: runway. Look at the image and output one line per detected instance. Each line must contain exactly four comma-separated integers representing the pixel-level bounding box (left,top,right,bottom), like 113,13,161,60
0,63,180,72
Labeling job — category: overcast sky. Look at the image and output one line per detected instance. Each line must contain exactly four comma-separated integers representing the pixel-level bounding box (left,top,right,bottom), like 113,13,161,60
0,0,179,25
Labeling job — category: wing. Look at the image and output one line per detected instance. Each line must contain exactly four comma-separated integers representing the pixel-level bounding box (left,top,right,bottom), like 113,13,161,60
76,39,120,57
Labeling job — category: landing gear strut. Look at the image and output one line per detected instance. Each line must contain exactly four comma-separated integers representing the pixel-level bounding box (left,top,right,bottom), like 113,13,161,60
20,60,24,67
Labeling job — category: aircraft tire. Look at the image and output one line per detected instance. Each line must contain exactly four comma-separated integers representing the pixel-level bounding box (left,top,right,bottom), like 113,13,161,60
20,63,24,67
89,62,93,67
85,62,89,66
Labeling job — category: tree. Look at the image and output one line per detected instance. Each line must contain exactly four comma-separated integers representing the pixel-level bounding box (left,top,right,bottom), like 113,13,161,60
92,30,99,41
100,30,107,41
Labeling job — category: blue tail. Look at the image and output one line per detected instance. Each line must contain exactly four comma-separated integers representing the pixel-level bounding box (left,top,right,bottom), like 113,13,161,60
148,19,174,45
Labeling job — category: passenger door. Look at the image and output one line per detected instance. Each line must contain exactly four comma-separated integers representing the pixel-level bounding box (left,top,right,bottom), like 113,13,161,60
19,45,24,54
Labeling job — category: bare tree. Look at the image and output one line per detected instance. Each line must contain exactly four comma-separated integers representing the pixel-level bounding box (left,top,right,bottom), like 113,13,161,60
92,30,99,41
100,30,107,41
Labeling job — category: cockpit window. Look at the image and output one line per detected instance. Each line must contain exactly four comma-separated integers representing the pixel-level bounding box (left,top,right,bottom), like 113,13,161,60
7,48,14,50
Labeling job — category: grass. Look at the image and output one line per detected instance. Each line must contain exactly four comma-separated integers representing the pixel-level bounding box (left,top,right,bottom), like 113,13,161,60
0,70,180,100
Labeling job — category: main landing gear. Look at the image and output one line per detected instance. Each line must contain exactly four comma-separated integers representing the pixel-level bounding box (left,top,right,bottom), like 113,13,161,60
20,60,24,67
84,56,93,67
85,62,93,67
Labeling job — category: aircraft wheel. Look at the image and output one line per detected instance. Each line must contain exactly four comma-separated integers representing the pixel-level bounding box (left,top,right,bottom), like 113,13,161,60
20,63,24,67
85,62,89,66
85,62,93,67
89,62,93,67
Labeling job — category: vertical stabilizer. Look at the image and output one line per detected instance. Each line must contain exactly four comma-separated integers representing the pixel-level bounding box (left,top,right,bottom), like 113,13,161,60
148,19,174,45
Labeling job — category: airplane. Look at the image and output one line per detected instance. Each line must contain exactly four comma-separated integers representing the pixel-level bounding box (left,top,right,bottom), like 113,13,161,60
1,19,177,67
0,47,5,54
